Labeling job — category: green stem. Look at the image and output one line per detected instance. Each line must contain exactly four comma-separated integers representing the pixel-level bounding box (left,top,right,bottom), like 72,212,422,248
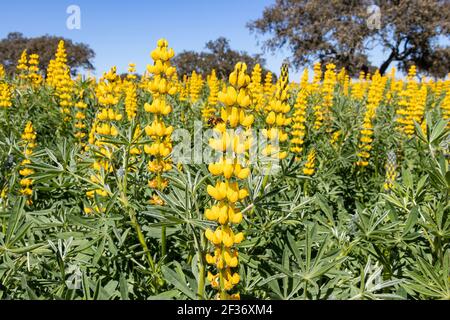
197,259,206,300
121,132,156,272
129,207,155,271
196,232,207,300
249,160,273,216
161,226,167,258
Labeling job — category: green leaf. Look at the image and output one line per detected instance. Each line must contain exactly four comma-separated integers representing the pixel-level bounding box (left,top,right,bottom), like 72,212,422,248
162,265,196,300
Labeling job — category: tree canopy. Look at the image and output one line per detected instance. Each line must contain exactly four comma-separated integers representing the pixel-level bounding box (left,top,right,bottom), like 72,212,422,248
248,0,450,77
0,32,95,75
172,37,272,79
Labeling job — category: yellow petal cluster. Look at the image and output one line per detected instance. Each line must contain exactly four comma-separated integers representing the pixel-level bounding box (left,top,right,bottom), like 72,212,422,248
396,66,423,137
124,63,138,120
303,148,316,176
249,64,264,112
145,39,177,203
441,89,450,128
356,71,387,167
47,41,74,120
205,62,253,300
383,151,397,191
19,121,37,203
189,71,203,103
262,63,290,160
0,64,5,79
290,69,309,159
73,84,89,141
0,82,13,108
202,70,219,121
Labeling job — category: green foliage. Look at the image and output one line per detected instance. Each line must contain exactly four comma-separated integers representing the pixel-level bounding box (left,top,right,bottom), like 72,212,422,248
0,75,449,300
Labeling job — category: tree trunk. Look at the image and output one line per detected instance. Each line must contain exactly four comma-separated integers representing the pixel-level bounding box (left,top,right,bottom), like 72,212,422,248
379,50,397,75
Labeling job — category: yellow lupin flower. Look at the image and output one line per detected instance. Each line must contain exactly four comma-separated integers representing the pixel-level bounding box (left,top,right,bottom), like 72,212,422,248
47,41,74,120
441,90,450,128
249,64,264,112
383,151,397,191
356,71,387,167
145,39,178,199
311,62,323,130
124,75,138,120
351,71,367,101
0,64,5,79
73,83,89,142
189,70,203,103
0,82,13,108
205,62,253,300
263,71,274,96
19,122,37,204
85,67,123,199
396,65,421,137
17,50,28,79
202,69,219,121
303,148,316,176
262,63,291,160
290,69,309,160
27,54,43,86
321,63,336,130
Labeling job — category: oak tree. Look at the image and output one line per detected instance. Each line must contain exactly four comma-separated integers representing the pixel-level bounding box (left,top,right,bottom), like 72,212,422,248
248,0,450,77
0,32,95,76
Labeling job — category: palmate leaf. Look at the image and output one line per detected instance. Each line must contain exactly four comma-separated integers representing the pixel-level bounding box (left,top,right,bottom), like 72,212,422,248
259,225,346,299
402,253,450,300
162,263,197,300
1,53,450,301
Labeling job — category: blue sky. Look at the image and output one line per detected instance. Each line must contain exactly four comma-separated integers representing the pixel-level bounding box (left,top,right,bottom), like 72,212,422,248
1,0,392,80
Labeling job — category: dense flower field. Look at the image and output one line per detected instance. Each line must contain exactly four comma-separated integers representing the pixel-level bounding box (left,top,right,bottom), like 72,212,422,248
0,39,449,300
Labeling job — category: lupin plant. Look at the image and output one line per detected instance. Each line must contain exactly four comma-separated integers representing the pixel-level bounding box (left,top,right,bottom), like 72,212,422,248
204,62,254,300
311,62,322,93
262,63,291,160
18,121,37,205
0,82,13,108
320,63,336,130
47,41,74,122
124,63,139,120
203,69,219,121
311,62,323,130
1,35,449,302
27,54,43,87
189,70,203,103
441,90,450,128
73,83,89,143
356,71,387,167
290,69,309,160
16,50,28,81
0,64,5,79
351,71,367,101
179,74,189,102
384,150,397,191
396,66,418,137
249,63,264,112
263,71,274,96
342,73,351,96
15,51,43,87
303,148,316,176
144,38,177,211
86,67,123,198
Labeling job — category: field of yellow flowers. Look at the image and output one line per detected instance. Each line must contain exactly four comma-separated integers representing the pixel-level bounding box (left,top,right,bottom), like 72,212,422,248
0,39,449,300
